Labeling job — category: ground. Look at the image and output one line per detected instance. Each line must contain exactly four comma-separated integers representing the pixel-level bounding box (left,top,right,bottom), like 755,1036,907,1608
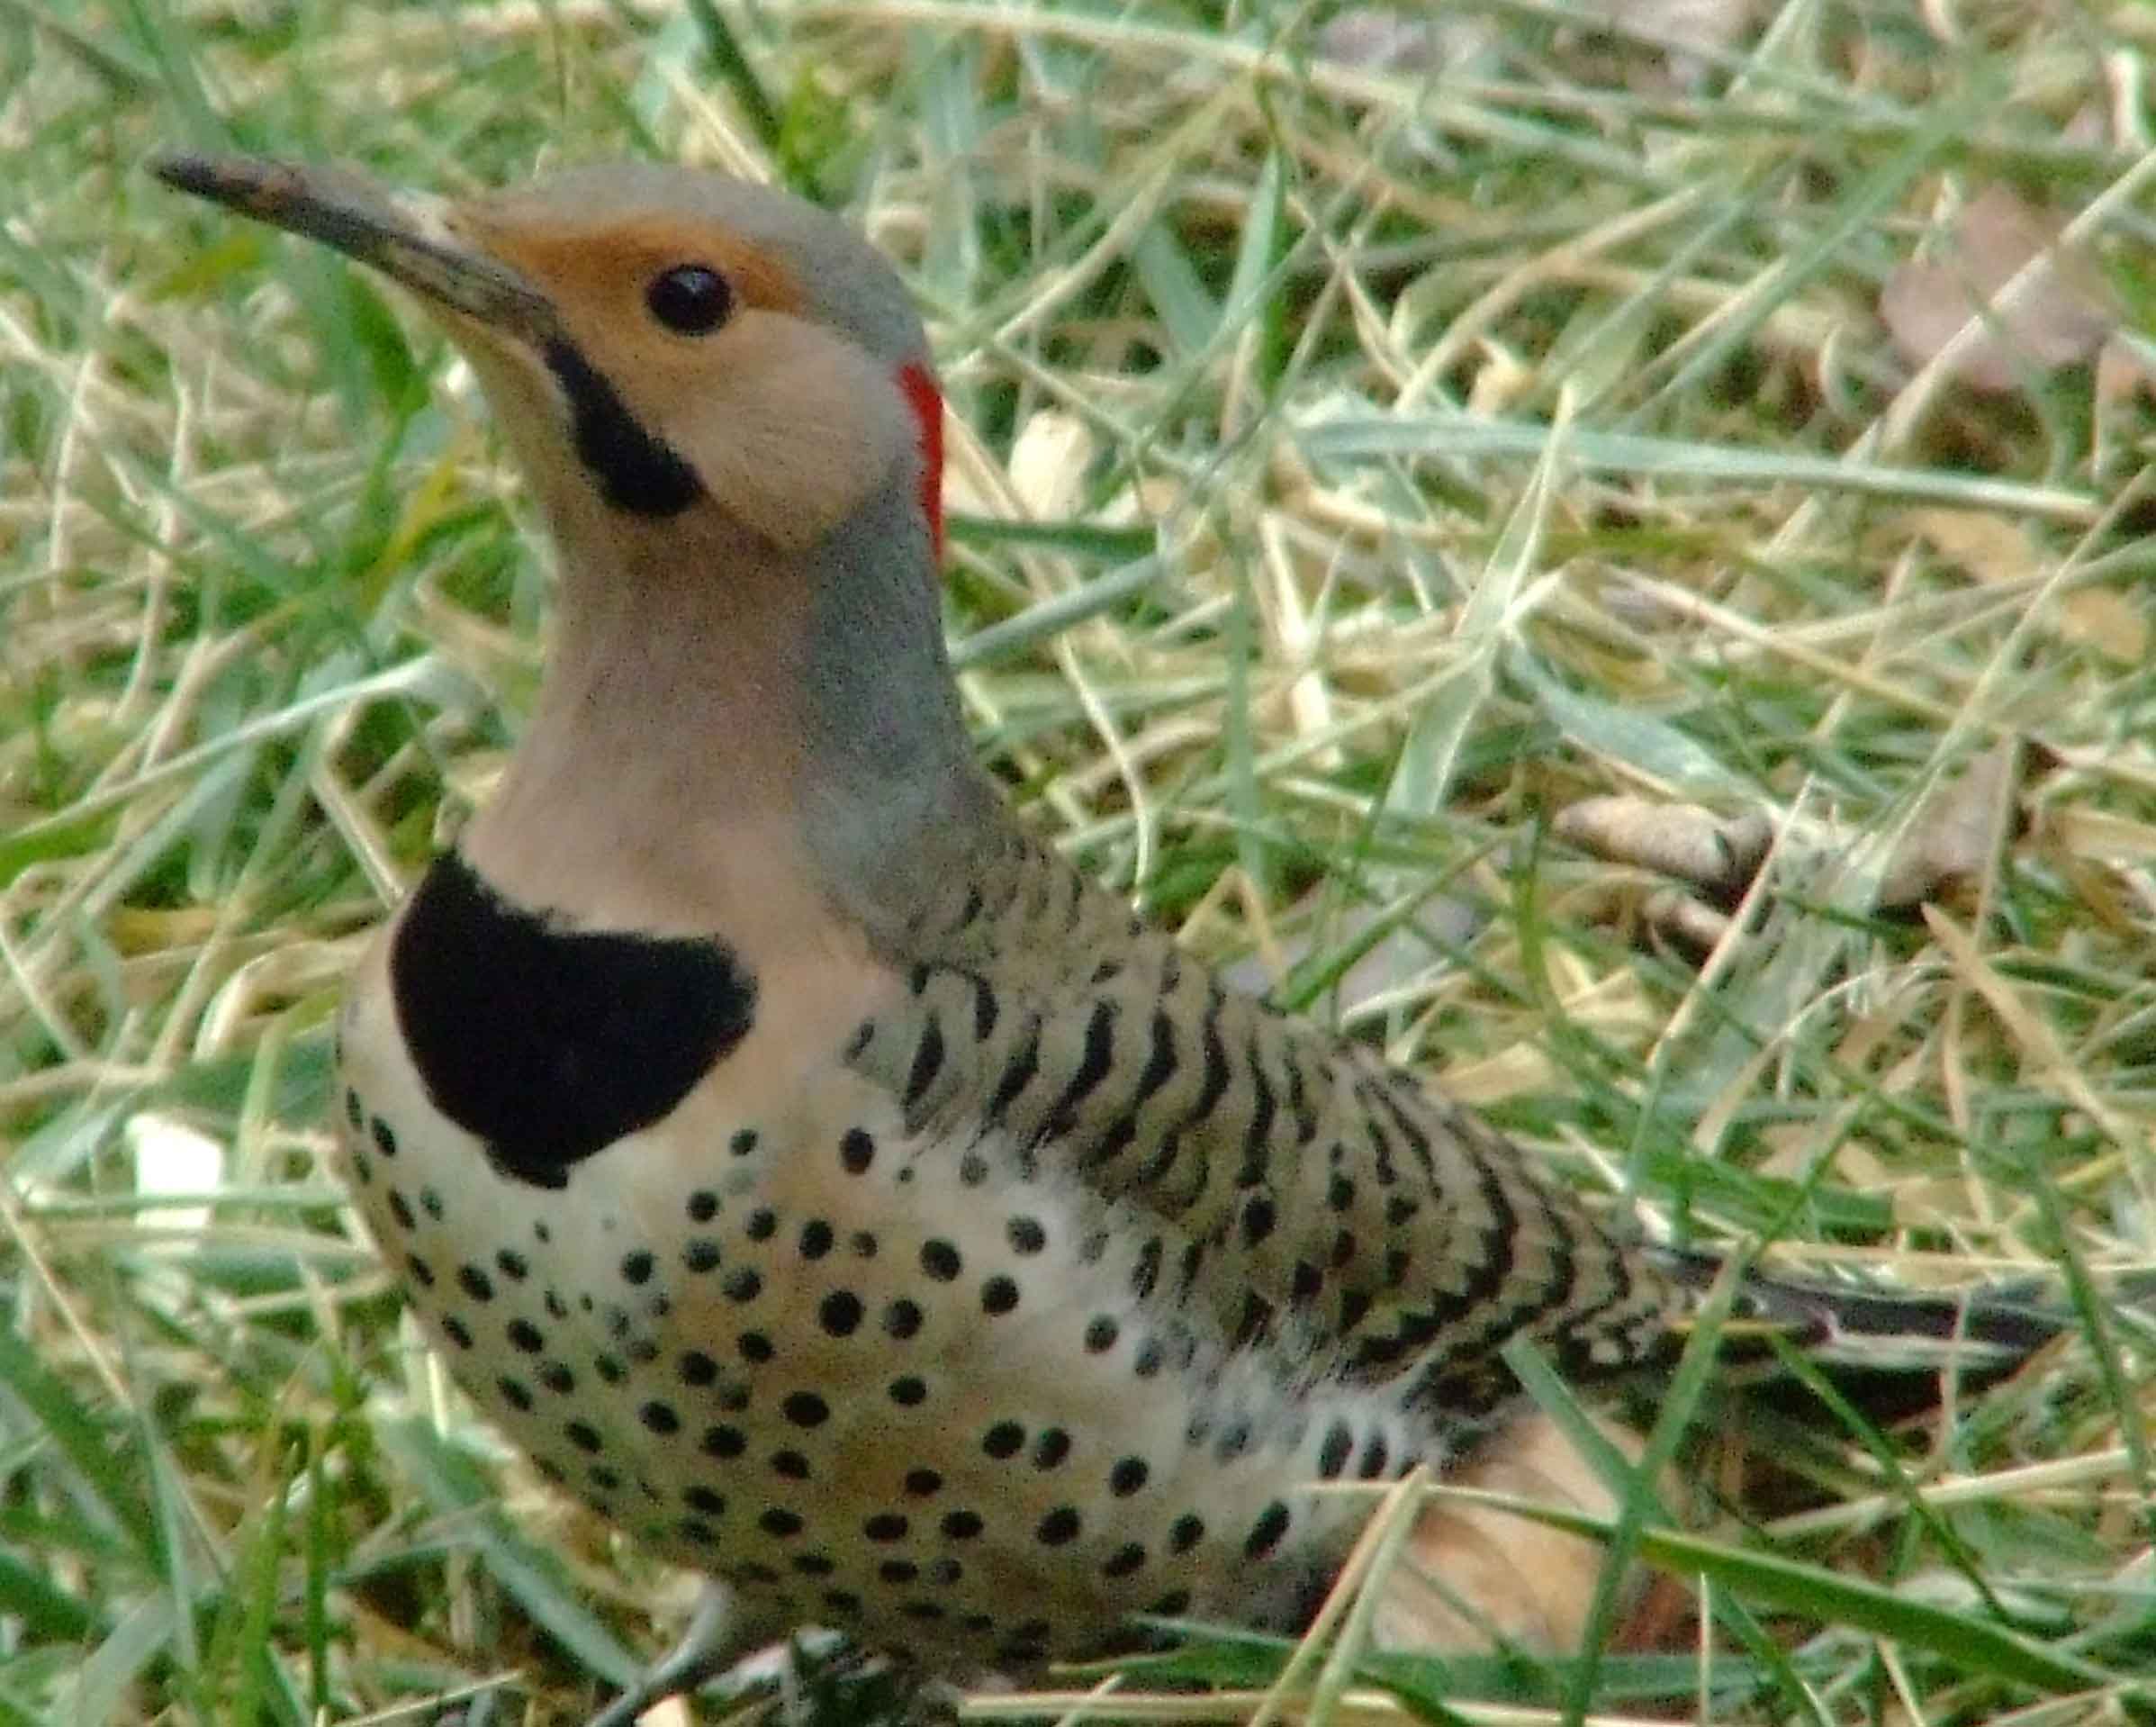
1,2,2153,1723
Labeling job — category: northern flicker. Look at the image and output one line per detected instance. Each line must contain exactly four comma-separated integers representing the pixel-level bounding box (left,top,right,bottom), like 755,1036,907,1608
153,153,2061,1725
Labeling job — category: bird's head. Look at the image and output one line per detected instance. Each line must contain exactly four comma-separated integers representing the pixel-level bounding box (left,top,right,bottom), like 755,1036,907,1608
156,153,985,927
154,153,943,564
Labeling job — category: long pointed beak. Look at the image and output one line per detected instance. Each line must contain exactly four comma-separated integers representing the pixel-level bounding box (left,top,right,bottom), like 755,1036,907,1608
151,152,562,348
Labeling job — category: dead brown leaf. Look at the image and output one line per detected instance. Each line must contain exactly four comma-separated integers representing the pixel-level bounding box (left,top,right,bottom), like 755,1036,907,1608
1880,184,2119,393
1555,796,1773,906
1311,11,1439,71
1911,509,2146,663
1642,885,1736,962
1581,0,1761,60
1370,1408,1661,1655
1911,507,2037,586
2058,588,2150,664
1877,740,2034,912
2095,334,2156,411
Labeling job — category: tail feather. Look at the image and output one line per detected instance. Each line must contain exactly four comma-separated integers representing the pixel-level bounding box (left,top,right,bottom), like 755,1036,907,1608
1654,1248,2079,1422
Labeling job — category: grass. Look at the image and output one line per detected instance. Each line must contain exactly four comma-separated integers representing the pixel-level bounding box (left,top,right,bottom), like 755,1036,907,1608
3,0,2155,1722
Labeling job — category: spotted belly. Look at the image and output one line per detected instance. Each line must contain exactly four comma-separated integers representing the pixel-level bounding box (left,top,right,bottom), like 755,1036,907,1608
332,1034,1412,1674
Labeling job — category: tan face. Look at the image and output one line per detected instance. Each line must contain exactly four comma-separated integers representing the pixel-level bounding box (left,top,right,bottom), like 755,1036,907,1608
440,208,920,552
150,154,929,557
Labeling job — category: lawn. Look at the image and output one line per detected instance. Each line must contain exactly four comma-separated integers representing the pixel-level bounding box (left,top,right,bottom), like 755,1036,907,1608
1,1,2153,1722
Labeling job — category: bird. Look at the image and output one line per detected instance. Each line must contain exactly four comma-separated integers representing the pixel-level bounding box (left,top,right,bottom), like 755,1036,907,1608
151,152,2065,1725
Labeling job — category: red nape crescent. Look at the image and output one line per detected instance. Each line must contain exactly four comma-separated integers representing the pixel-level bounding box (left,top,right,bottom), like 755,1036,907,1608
897,360,945,558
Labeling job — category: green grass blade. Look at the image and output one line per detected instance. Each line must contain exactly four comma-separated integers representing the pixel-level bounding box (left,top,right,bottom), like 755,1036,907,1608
374,1417,640,1688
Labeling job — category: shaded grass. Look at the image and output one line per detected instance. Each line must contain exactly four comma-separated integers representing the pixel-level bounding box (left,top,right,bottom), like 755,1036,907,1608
2,0,2154,1722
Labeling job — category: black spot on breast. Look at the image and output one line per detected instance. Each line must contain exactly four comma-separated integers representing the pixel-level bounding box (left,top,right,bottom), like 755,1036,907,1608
838,1129,876,1174
543,339,703,516
1035,1506,1081,1546
390,850,755,1188
782,1391,830,1428
1244,1500,1291,1560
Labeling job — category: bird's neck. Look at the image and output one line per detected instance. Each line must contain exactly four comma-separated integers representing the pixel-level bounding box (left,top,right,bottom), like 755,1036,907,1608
462,476,996,938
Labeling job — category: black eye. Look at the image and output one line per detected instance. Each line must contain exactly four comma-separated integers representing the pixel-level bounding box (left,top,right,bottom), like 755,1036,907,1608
645,265,733,336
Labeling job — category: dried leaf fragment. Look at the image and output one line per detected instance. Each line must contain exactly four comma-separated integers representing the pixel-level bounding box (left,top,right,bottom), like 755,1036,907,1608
1556,796,1773,907
1876,741,2034,912
1880,185,2118,393
1912,507,2036,586
1580,0,1762,60
1371,1409,1657,1654
1312,11,1439,72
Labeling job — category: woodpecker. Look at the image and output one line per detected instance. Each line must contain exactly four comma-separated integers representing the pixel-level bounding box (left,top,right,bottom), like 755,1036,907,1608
155,153,2062,1726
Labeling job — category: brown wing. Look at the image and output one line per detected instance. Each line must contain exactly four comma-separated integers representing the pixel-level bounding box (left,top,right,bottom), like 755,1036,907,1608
846,829,1680,1411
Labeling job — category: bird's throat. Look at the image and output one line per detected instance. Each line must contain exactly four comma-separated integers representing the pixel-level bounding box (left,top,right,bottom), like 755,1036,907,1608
398,472,982,1188
460,466,987,945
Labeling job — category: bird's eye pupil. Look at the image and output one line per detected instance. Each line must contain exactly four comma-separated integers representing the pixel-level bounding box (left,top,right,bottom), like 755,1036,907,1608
646,265,732,335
